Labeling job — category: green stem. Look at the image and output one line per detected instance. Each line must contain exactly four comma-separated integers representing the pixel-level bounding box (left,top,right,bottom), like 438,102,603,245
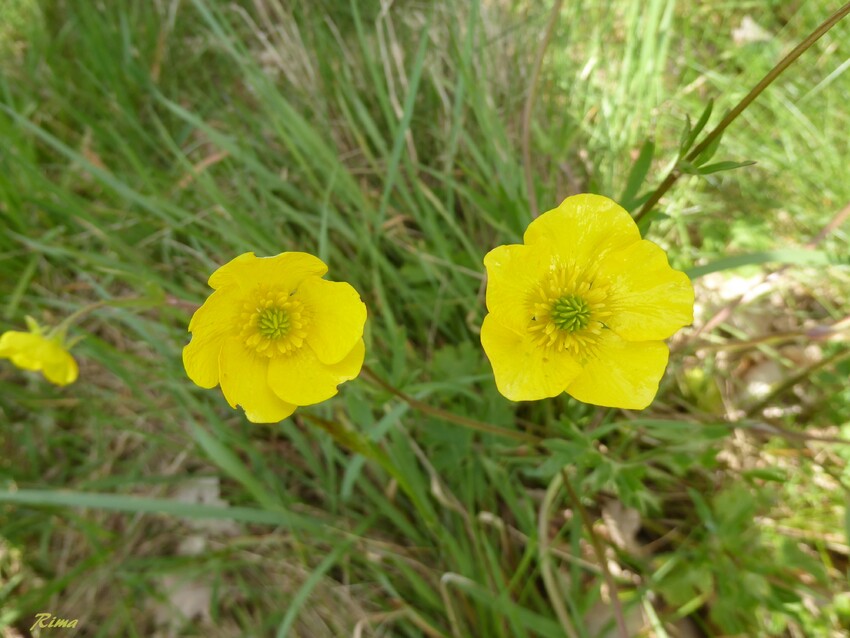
46,295,157,340
560,468,629,638
48,301,109,337
744,348,850,418
634,1,850,223
301,412,436,525
361,365,541,444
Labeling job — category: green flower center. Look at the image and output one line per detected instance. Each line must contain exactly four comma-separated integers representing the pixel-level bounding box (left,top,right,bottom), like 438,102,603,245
551,294,591,333
257,307,291,339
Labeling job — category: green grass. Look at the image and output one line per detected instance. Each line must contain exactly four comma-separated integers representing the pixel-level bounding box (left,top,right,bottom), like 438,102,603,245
1,0,850,636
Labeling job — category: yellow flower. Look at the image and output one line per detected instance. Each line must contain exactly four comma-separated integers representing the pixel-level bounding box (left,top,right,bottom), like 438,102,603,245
481,194,694,409
0,318,79,386
183,252,367,423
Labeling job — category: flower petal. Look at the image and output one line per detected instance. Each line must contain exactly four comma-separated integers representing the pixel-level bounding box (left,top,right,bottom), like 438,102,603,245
523,194,640,267
566,332,669,410
298,276,367,364
268,339,365,406
218,337,297,423
480,314,582,401
594,239,694,341
208,252,328,292
0,331,43,370
483,243,552,331
183,288,241,389
0,331,78,386
40,341,79,386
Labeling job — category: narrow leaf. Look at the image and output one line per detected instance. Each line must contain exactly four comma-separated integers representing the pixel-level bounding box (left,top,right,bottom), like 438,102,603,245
686,249,835,279
698,160,756,174
621,139,656,210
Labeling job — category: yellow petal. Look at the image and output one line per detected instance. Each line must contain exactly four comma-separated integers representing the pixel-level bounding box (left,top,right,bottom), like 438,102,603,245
0,331,78,386
595,239,694,341
483,243,552,331
268,339,365,406
0,331,43,370
298,276,367,364
480,314,582,401
208,252,328,292
566,332,669,410
184,288,241,389
40,341,79,386
218,337,297,423
523,194,640,267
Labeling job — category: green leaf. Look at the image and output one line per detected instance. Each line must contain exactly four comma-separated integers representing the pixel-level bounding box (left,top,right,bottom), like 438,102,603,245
276,516,373,637
680,99,713,154
693,130,723,166
686,249,836,279
742,468,787,483
0,489,320,531
376,10,432,226
697,160,756,174
678,114,693,154
621,139,655,210
844,494,850,550
677,159,700,175
191,424,280,510
688,487,716,532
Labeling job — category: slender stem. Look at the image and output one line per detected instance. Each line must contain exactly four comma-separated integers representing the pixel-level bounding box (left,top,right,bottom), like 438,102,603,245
48,301,109,337
361,365,541,444
560,469,629,638
744,348,850,418
300,412,437,524
523,0,564,219
683,200,850,344
538,471,580,638
45,295,159,339
632,173,676,224
687,316,850,354
634,2,850,223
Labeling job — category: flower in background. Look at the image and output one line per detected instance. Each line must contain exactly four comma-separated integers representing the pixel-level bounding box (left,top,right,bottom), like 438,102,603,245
481,194,694,410
183,252,367,423
0,317,79,386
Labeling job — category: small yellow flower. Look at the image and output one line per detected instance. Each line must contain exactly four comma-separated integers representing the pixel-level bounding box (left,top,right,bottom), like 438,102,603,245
183,252,367,423
481,194,694,409
0,318,79,386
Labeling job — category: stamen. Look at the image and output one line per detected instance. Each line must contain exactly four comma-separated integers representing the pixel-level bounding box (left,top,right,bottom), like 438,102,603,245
238,286,309,357
258,307,290,339
551,295,591,333
525,262,612,360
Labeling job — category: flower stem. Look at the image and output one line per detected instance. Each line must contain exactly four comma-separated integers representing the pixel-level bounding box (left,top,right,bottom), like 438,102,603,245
560,468,629,638
361,365,541,444
301,412,438,526
634,1,850,223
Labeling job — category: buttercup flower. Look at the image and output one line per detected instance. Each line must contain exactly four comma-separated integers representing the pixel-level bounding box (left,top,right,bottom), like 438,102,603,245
0,317,79,386
183,252,367,423
481,194,694,409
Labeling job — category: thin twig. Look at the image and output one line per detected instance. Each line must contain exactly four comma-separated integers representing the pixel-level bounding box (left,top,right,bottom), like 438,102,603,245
807,201,850,248
739,420,850,446
538,472,580,638
634,3,850,223
361,365,541,444
684,314,850,354
523,0,564,219
744,348,850,418
560,469,629,638
685,200,850,344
